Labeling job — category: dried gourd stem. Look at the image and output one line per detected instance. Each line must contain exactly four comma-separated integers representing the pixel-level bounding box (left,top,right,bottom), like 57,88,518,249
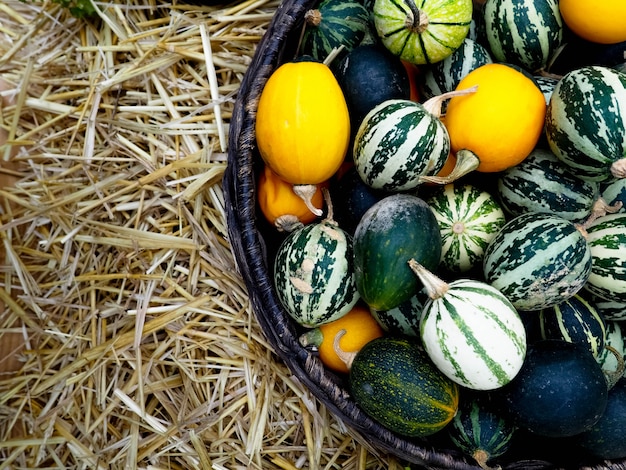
419,149,481,185
332,329,356,370
323,45,346,67
293,184,324,217
304,9,322,27
602,345,626,390
407,258,449,299
321,186,334,222
404,0,428,34
611,158,626,179
274,214,304,232
423,85,478,118
473,449,501,470
575,196,623,236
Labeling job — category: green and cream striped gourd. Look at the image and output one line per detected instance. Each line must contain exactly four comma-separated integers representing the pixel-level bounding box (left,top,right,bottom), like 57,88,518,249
584,212,626,304
497,147,600,222
482,0,563,72
426,183,506,273
273,217,359,328
413,261,527,391
545,66,626,182
483,212,592,311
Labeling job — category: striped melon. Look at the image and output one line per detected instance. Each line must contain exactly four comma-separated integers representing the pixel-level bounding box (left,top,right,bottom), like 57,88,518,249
301,0,371,61
370,290,427,337
483,212,592,311
372,0,473,65
413,261,527,391
496,147,600,222
273,218,359,328
539,294,607,359
600,177,626,212
353,99,449,191
545,66,626,182
482,0,563,72
419,37,493,102
583,291,626,322
583,212,626,304
534,75,559,105
426,183,506,273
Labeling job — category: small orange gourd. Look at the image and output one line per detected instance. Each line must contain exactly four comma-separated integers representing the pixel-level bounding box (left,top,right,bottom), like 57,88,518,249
299,302,384,374
443,63,546,174
257,165,325,231
559,0,626,44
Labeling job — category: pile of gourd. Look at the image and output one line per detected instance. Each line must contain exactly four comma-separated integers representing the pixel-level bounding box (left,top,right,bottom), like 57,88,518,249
254,0,626,466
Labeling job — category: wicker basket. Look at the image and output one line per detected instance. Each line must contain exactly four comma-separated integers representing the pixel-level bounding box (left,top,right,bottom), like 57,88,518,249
223,1,626,468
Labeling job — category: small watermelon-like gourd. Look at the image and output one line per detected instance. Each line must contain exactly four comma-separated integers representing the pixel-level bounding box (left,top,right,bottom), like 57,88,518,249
255,59,350,215
583,291,626,322
340,335,460,437
545,65,626,183
483,212,592,311
443,63,547,175
426,183,506,273
372,0,473,65
353,194,442,311
300,0,371,61
538,294,607,359
499,339,609,438
583,212,626,304
273,204,359,328
413,260,527,391
496,147,600,222
370,289,427,337
447,394,517,469
482,0,563,72
534,75,559,105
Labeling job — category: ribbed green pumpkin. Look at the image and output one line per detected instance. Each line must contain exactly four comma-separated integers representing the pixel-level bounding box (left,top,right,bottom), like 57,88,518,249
496,147,600,222
353,99,449,191
348,336,459,437
483,212,592,311
372,0,473,65
482,0,563,72
426,183,506,273
273,218,359,327
545,66,626,182
584,212,626,304
301,0,371,61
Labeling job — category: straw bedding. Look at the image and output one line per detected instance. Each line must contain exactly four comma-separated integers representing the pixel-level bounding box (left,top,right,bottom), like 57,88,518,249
0,1,406,468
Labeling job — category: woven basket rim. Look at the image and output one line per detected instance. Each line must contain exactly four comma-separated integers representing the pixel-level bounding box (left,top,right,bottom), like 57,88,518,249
222,1,626,468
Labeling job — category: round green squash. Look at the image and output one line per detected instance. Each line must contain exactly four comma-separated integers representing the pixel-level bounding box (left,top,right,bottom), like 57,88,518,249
353,193,442,311
372,0,473,65
348,336,459,438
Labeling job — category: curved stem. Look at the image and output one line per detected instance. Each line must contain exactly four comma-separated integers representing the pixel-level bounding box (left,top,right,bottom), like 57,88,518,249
575,196,623,237
293,184,324,217
419,149,481,185
611,157,626,179
408,258,449,300
333,329,356,370
423,85,478,118
404,0,428,33
602,345,626,390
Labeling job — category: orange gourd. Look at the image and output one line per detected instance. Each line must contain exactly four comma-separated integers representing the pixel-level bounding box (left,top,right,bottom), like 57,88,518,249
257,165,325,231
443,63,546,173
299,302,384,374
559,0,626,44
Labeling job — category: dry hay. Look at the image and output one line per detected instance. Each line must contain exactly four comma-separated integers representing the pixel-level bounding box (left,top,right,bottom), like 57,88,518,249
0,1,410,469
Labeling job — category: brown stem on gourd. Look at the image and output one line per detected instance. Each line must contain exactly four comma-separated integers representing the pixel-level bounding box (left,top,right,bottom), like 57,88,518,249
602,345,626,390
473,449,500,470
423,85,479,118
404,0,429,34
293,184,324,217
408,258,450,299
333,329,356,370
419,149,481,185
611,158,626,179
304,9,322,27
321,186,335,222
274,214,304,232
575,197,623,237
299,327,323,349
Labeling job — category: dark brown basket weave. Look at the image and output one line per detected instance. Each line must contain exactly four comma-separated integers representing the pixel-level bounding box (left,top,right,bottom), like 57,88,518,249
223,1,626,468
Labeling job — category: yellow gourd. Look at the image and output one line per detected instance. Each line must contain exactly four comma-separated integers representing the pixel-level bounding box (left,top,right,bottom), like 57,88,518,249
559,0,626,44
257,165,325,231
443,63,546,174
299,302,384,374
255,60,350,187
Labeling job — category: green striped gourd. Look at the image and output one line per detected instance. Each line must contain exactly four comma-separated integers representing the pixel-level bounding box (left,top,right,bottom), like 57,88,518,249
273,216,359,328
372,0,473,65
545,66,626,182
300,0,371,61
370,290,427,337
426,183,506,273
482,0,563,72
353,99,449,191
600,177,626,212
496,147,600,222
584,291,626,322
584,212,626,304
539,294,607,359
413,261,527,390
483,212,592,311
420,37,493,101
597,321,626,381
534,75,559,105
